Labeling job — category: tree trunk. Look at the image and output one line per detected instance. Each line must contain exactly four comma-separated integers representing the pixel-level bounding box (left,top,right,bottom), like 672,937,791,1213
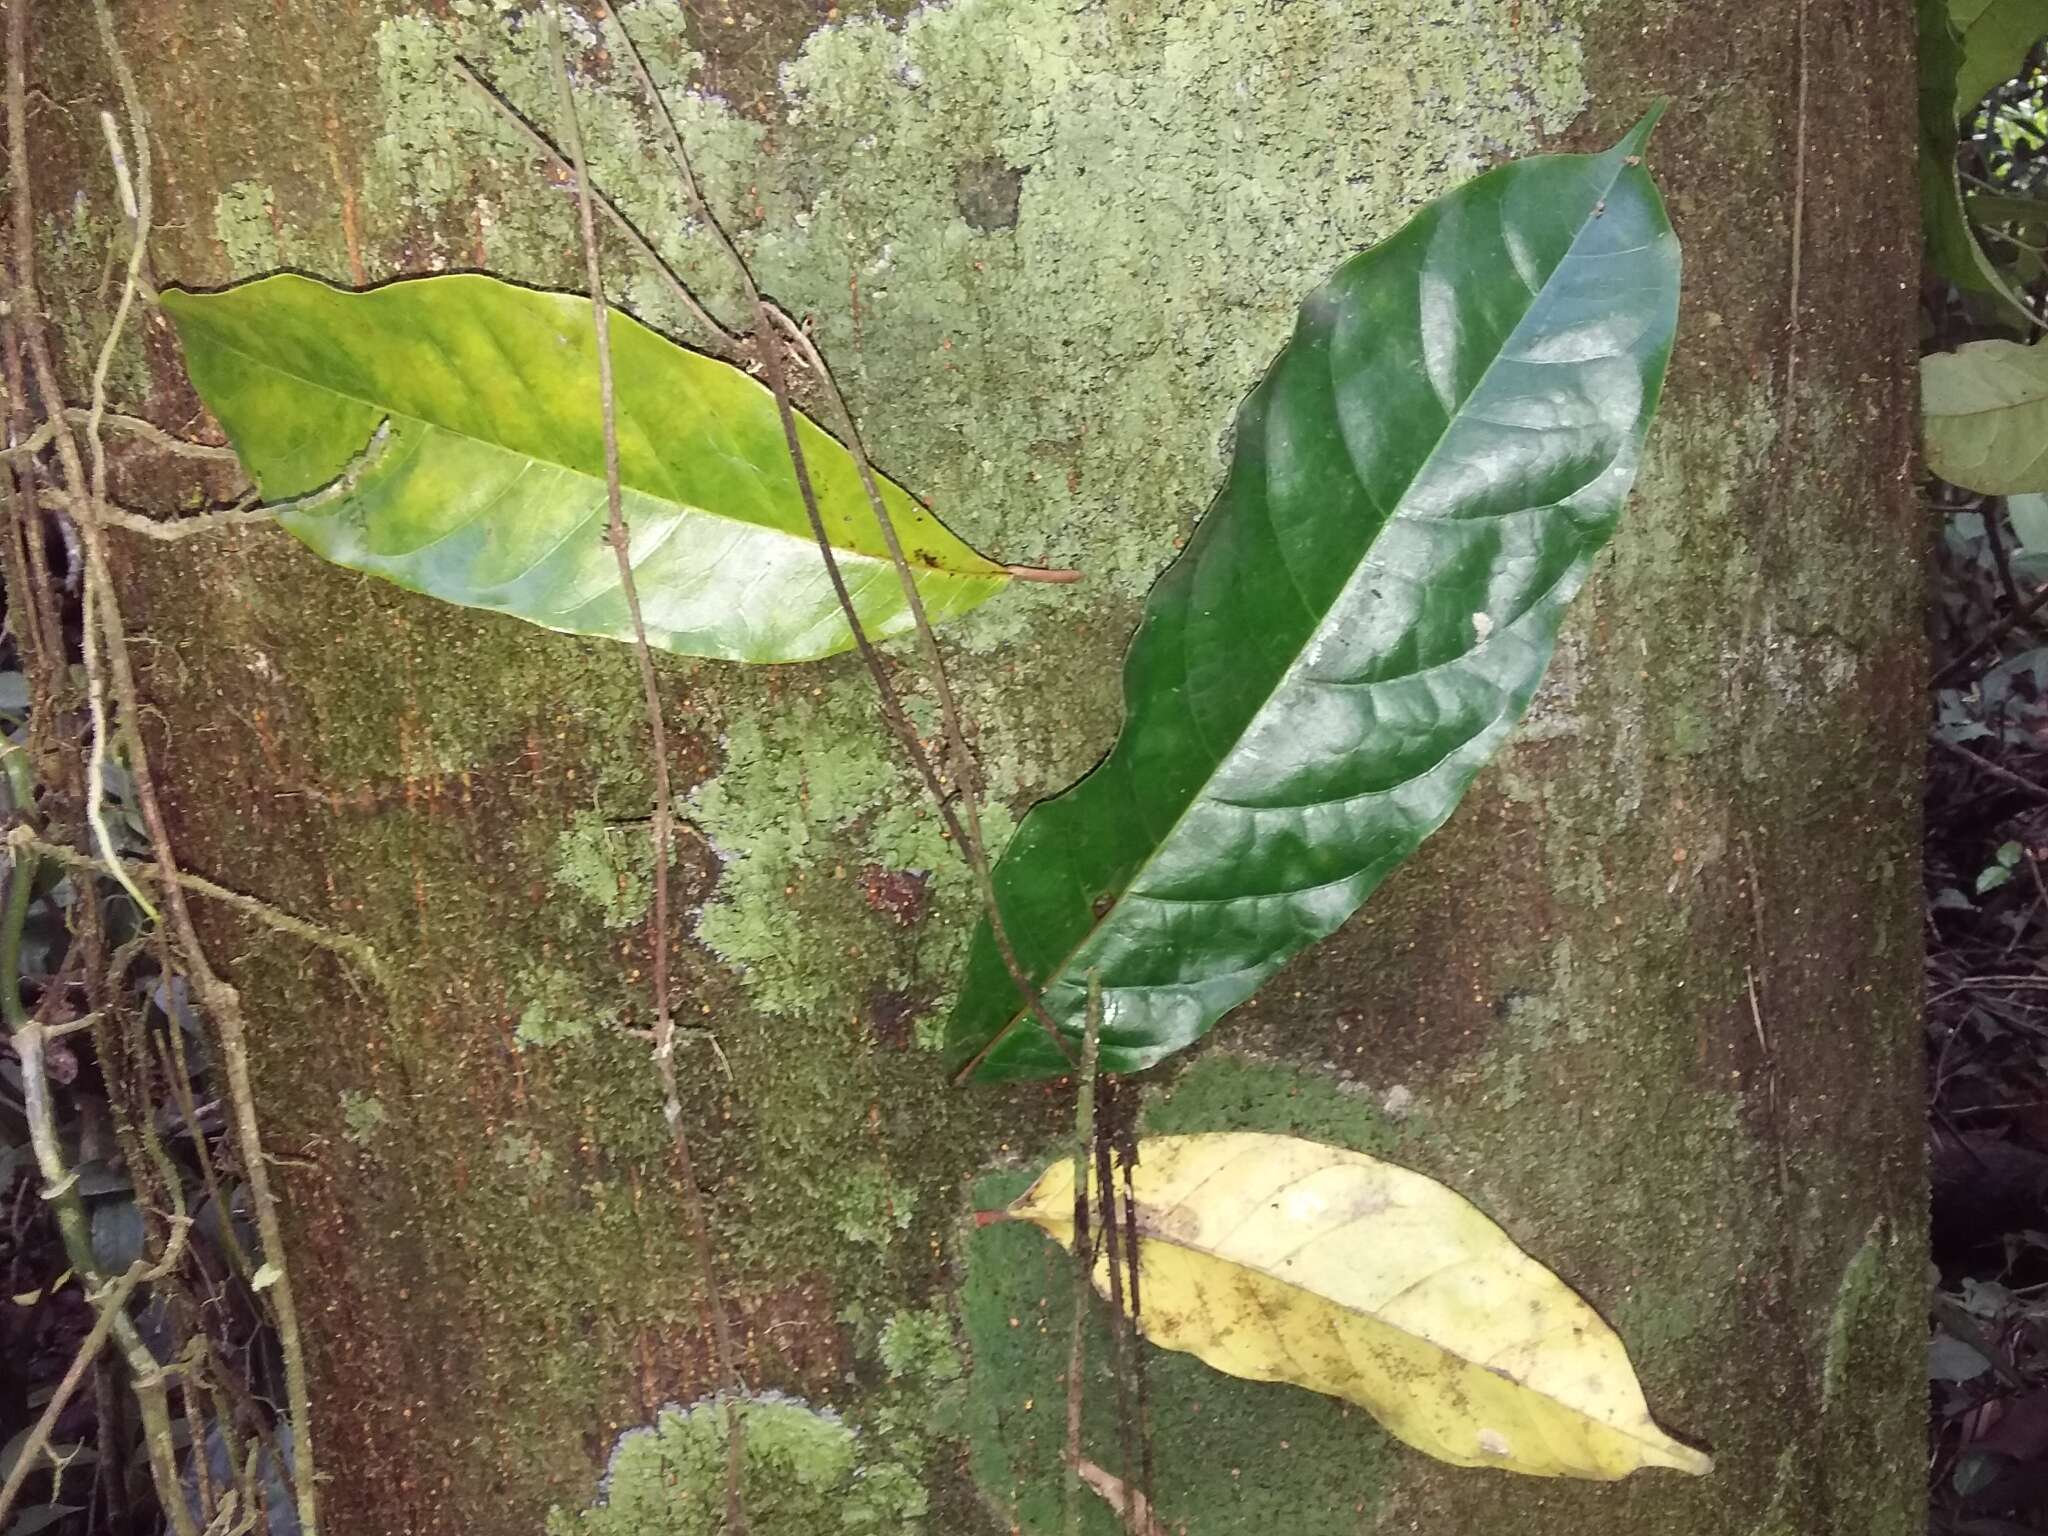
19,1,1923,1532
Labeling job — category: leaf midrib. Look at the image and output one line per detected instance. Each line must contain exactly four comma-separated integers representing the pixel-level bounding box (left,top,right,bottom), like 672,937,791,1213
1130,1224,1676,1464
965,148,1644,1074
193,310,973,578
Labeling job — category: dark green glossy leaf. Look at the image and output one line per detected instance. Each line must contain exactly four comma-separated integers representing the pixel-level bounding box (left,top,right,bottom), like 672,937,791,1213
947,118,1681,1082
161,274,1009,663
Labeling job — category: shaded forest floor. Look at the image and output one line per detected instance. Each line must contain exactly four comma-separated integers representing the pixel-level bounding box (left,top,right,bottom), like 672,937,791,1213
1926,278,2048,1530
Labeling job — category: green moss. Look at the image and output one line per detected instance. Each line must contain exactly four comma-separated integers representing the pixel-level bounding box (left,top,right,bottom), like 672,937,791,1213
496,1126,558,1183
1815,1222,1923,1536
339,1089,387,1146
547,1395,927,1536
512,962,614,1049
831,1166,918,1248
879,1305,964,1386
555,809,657,930
213,180,319,277
1142,1052,1412,1154
1821,1226,1885,1413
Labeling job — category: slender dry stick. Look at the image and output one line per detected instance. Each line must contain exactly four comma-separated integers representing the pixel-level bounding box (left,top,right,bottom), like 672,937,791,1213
1063,972,1103,1536
1,407,242,465
81,570,156,919
18,831,393,992
449,52,740,355
0,1253,161,1524
161,1021,255,1280
13,1013,200,1536
1093,1083,1138,1530
548,22,749,1534
603,9,1075,1075
40,485,274,541
61,9,324,1530
1781,0,1809,430
4,20,199,1530
1116,1134,1154,1515
1932,732,2048,804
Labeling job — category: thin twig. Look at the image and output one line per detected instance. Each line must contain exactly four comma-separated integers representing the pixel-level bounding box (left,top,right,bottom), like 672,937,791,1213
1932,732,2048,804
12,1008,200,1536
1094,1082,1138,1531
0,1250,175,1525
603,8,1075,1076
74,10,323,1529
1981,499,2034,625
1064,973,1102,1536
2,407,242,465
549,21,748,1534
39,487,274,541
16,830,392,993
1781,0,1809,430
4,26,202,1526
1933,577,2048,687
1117,1130,1154,1516
80,567,157,919
450,52,740,354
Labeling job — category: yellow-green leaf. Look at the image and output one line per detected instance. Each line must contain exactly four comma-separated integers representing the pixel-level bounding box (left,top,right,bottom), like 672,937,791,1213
1923,336,2048,493
161,273,1011,664
1000,1132,1712,1482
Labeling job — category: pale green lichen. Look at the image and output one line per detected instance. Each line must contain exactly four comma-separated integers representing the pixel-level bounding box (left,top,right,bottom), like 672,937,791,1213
546,1394,926,1536
511,962,614,1049
339,1089,387,1146
554,809,656,929
878,1305,964,1385
212,180,319,279
496,1127,558,1183
683,673,1013,1020
831,1166,919,1248
37,200,150,406
354,0,1592,1038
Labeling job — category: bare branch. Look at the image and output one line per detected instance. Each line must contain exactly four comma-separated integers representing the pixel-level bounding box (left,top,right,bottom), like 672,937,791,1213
549,18,749,1533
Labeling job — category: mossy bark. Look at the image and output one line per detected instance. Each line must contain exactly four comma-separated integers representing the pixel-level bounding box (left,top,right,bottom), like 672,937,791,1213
20,0,1922,1532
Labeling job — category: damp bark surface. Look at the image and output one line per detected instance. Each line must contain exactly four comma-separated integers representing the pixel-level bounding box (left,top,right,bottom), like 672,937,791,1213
16,0,1922,1532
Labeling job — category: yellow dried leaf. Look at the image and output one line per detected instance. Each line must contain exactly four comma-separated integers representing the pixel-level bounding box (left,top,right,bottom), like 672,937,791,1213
1002,1132,1712,1481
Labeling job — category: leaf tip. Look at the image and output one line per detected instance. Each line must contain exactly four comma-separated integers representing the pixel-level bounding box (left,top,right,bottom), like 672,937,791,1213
1642,1431,1714,1478
1618,99,1671,158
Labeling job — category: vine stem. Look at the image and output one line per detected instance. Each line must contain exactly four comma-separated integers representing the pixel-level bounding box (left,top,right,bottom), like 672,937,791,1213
1064,972,1102,1536
0,846,198,1535
599,5,1076,1074
6,3,321,1528
547,19,749,1533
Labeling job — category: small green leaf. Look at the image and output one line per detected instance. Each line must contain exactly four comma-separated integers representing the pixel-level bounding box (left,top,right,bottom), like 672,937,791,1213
161,274,1011,664
251,1260,281,1292
2008,490,2048,552
1924,338,2048,493
948,117,1681,1080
